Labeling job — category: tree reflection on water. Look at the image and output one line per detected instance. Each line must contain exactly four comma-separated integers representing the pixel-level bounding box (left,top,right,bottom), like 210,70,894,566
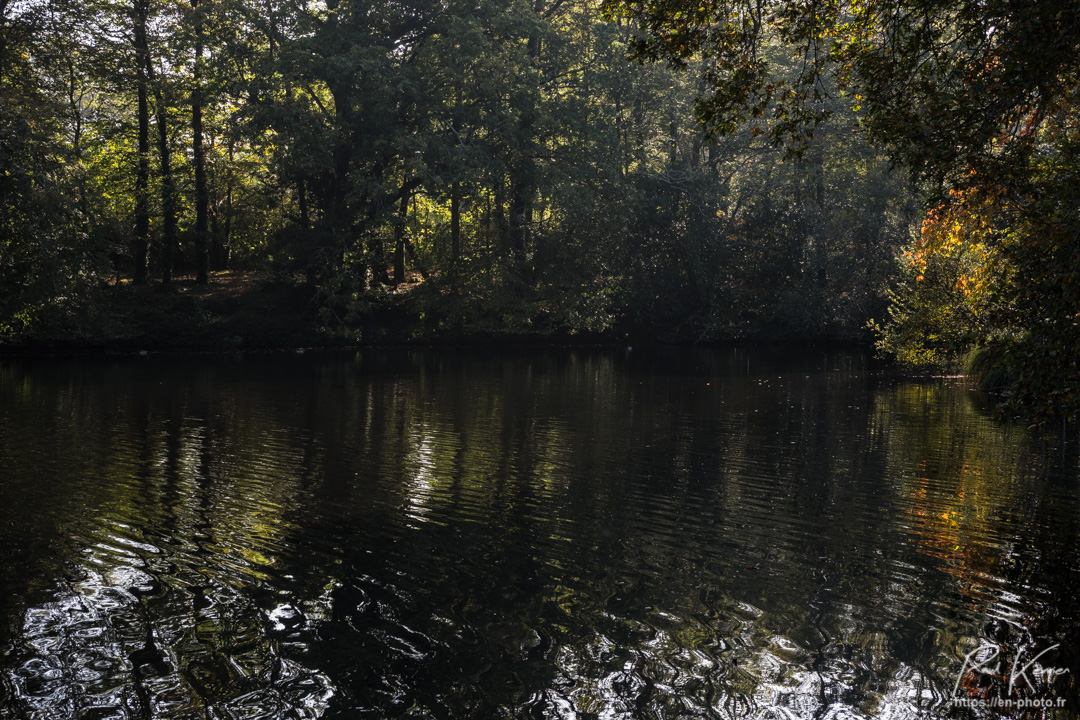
0,350,1076,718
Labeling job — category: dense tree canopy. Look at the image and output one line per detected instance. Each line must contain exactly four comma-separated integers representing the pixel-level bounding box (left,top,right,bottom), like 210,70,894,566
607,0,1080,419
1,0,1075,417
605,0,1080,178
0,0,918,342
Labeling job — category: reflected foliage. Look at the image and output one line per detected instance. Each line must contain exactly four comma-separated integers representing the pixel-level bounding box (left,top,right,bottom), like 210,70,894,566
1,351,1078,718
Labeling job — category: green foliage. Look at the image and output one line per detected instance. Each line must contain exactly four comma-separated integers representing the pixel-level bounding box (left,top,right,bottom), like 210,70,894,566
964,341,1015,394
605,0,1080,417
605,0,1080,177
3,0,920,354
0,0,106,339
869,252,991,371
990,130,1080,420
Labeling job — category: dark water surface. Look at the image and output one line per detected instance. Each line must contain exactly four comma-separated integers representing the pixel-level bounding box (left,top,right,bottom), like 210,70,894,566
1,349,1078,719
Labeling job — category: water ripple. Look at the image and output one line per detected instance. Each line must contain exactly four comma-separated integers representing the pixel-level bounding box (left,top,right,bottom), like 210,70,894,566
1,351,1078,719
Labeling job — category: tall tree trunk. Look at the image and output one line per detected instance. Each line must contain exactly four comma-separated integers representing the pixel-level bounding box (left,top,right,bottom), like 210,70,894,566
394,191,408,284
814,143,827,287
149,77,178,284
216,137,235,270
493,175,508,254
132,0,150,284
668,108,678,168
191,0,209,284
370,232,386,284
328,97,352,234
450,181,461,265
298,177,309,228
508,33,540,256
509,167,532,255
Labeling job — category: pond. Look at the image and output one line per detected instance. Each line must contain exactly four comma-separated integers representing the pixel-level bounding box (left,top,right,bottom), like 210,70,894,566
0,348,1077,719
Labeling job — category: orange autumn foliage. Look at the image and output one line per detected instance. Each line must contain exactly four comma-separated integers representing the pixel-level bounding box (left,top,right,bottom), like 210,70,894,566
910,186,1007,302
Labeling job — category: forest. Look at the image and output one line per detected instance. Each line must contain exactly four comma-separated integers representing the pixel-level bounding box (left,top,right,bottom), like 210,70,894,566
1,0,1077,419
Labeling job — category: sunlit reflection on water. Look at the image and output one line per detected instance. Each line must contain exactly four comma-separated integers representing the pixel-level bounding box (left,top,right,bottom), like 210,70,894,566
1,349,1077,718
6,531,335,719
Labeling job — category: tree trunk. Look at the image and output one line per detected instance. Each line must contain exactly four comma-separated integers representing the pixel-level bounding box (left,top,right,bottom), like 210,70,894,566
450,181,461,265
370,232,387,284
330,142,351,241
191,0,209,284
509,168,532,255
493,175,508,254
150,81,178,284
811,139,827,287
394,191,408,284
217,137,235,270
132,0,150,284
298,177,309,228
508,33,540,256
